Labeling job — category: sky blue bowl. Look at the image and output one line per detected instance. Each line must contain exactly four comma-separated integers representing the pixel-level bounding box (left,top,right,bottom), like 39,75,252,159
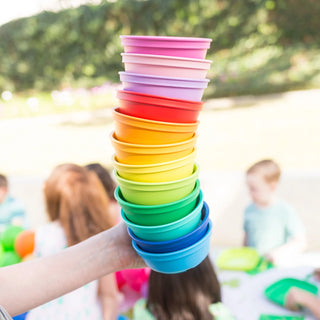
128,201,210,253
121,190,203,242
132,219,213,274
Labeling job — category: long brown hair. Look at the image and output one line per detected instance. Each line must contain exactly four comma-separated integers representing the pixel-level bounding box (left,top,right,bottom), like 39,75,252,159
147,257,221,320
44,163,116,246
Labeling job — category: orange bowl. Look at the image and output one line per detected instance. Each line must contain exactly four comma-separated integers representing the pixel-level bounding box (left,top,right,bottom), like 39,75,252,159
110,132,197,165
113,108,199,145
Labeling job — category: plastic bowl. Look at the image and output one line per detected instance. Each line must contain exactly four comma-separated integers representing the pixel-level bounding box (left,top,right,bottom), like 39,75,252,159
115,163,199,205
119,72,209,101
120,35,212,59
121,53,211,79
117,90,203,123
121,190,203,241
113,108,199,145
112,149,196,183
114,180,200,226
132,219,213,274
128,201,210,252
110,132,197,165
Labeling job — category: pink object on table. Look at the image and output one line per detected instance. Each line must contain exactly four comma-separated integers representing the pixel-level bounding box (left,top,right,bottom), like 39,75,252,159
119,72,209,101
120,35,212,59
121,53,211,79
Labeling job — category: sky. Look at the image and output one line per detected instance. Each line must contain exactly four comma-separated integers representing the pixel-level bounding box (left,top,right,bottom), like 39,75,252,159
0,0,102,26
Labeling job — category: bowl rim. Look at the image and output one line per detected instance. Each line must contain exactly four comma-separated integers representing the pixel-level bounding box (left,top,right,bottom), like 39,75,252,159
114,163,199,187
121,52,212,64
117,90,204,108
112,148,196,170
128,201,210,245
119,71,210,83
120,35,212,42
113,107,199,128
132,219,212,259
110,131,198,149
121,190,203,231
114,179,200,211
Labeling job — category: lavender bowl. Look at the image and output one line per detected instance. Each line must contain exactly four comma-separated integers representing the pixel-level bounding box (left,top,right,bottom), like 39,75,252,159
119,72,209,101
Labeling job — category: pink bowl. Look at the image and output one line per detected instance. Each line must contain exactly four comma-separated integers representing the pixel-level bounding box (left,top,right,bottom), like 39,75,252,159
120,35,212,59
119,72,209,101
121,53,211,79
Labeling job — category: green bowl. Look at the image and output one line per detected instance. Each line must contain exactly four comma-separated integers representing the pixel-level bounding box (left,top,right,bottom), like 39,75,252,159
121,190,203,241
114,163,199,205
114,180,200,226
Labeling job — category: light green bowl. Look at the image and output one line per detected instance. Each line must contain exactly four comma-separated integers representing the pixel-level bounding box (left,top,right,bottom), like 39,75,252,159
114,163,199,205
114,180,201,226
121,191,203,241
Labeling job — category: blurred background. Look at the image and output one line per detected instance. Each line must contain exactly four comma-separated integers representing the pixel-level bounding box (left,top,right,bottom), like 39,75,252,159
0,0,319,249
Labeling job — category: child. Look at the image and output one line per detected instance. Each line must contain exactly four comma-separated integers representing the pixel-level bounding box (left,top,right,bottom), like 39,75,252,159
0,174,26,232
26,164,119,320
243,159,306,263
85,163,120,223
133,257,234,320
85,163,149,313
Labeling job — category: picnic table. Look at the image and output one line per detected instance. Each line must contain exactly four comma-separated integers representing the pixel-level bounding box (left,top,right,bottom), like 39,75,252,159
211,250,320,320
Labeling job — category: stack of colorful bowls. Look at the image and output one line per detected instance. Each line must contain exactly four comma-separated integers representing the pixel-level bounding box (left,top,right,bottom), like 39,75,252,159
111,35,213,274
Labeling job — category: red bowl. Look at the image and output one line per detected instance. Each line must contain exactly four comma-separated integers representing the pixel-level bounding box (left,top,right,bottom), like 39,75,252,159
117,90,204,123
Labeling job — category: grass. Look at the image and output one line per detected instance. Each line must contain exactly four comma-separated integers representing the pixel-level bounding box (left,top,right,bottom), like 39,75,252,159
0,86,118,119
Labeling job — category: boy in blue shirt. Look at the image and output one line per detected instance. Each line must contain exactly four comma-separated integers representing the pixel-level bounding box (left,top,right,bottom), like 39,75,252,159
243,159,306,264
0,174,26,233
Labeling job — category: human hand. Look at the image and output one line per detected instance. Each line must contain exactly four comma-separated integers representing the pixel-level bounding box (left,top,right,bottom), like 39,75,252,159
314,268,320,281
285,288,312,311
112,222,146,270
264,250,278,264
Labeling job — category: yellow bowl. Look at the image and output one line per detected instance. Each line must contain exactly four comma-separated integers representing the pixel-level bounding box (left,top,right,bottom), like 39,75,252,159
113,108,199,145
112,149,196,182
110,132,197,165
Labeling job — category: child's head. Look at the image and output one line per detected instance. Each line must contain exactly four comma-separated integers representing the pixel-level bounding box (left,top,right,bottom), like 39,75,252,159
0,174,8,204
246,159,281,206
147,257,221,320
44,163,116,246
85,163,116,201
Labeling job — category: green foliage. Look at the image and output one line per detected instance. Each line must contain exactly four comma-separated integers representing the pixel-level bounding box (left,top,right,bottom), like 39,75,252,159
0,0,319,95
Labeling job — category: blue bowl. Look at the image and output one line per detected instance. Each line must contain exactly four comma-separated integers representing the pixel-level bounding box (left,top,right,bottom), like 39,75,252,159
128,201,210,253
121,191,203,241
132,219,213,274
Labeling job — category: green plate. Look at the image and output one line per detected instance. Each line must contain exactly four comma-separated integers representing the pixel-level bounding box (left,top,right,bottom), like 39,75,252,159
265,278,319,306
259,315,304,320
217,247,260,271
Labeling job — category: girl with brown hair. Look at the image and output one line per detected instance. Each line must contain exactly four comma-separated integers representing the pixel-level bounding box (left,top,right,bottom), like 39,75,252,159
26,164,119,320
133,257,234,320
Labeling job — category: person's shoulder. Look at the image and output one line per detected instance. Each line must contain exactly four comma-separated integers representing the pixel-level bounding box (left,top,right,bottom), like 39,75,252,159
276,200,297,216
244,203,256,215
6,196,25,213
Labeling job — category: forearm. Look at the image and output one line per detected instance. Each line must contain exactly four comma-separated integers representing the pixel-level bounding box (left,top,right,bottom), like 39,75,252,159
303,295,320,319
0,224,128,316
101,297,119,320
273,236,306,257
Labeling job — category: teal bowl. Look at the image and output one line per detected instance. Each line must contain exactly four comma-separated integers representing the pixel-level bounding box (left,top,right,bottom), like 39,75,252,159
114,163,199,205
114,180,200,226
121,190,203,241
132,219,213,274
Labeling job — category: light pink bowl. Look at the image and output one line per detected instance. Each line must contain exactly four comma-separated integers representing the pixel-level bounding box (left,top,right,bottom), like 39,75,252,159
120,35,212,59
121,53,211,79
